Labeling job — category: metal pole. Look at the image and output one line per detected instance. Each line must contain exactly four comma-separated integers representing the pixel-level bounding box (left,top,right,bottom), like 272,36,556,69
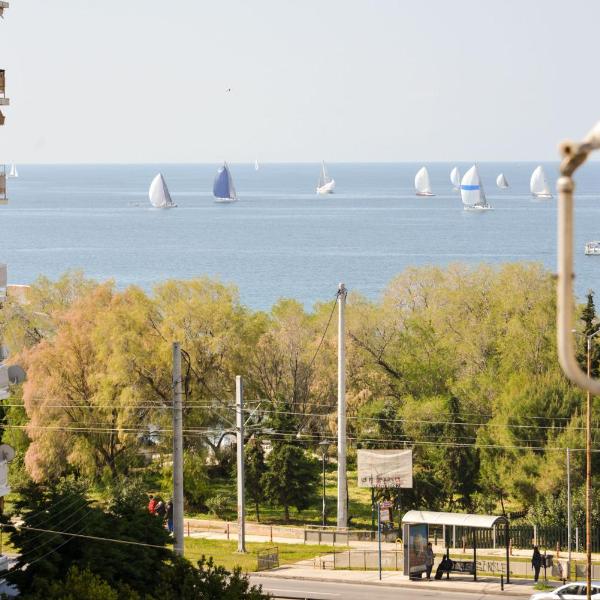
236,375,246,553
378,503,382,581
567,447,572,572
337,283,348,529
587,338,592,600
172,342,184,557
322,450,327,527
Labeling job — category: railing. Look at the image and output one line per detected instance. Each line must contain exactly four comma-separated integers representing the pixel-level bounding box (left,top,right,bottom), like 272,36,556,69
315,549,403,571
432,524,600,553
256,546,279,571
304,527,399,545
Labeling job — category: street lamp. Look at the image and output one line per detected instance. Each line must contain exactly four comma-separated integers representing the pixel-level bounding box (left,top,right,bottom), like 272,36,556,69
556,122,600,600
319,441,330,527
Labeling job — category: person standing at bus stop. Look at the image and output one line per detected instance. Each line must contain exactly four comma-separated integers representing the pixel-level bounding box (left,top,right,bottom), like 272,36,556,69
532,546,542,582
425,542,435,581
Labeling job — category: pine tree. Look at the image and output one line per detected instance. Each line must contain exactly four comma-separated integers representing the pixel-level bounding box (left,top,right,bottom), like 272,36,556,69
262,400,319,522
578,291,600,377
245,437,267,522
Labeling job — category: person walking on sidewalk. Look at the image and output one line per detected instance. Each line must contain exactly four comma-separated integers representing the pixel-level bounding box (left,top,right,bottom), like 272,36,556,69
425,542,435,581
532,545,542,582
166,498,174,533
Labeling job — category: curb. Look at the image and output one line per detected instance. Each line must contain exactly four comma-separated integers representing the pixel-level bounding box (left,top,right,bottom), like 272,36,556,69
251,571,536,597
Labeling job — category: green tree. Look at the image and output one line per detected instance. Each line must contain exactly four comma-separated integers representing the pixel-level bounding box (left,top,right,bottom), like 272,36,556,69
245,437,267,521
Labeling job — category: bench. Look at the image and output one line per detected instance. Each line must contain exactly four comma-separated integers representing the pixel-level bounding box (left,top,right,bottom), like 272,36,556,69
435,559,476,579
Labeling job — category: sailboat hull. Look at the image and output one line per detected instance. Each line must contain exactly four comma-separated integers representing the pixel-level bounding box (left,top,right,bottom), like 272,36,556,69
532,193,553,199
214,197,237,204
416,191,435,197
464,205,493,212
316,180,335,194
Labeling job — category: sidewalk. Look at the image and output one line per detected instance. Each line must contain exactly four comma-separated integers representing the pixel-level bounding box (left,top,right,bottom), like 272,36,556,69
252,564,553,597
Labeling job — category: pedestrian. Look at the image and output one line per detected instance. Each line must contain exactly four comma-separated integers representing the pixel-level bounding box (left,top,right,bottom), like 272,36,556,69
166,498,174,533
155,498,166,518
532,545,542,582
425,542,435,581
148,494,157,515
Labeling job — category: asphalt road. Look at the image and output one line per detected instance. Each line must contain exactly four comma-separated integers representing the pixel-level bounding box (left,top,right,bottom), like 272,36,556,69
250,576,516,600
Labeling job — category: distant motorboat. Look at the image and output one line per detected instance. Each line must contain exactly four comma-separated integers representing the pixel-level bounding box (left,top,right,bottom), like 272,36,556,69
460,165,492,211
496,173,509,189
213,162,238,203
530,165,552,199
450,167,461,191
585,241,600,255
8,164,18,178
316,161,335,194
254,159,259,171
149,173,176,209
415,166,434,196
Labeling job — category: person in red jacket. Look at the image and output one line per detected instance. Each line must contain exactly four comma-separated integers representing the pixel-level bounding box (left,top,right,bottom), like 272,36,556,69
148,494,157,515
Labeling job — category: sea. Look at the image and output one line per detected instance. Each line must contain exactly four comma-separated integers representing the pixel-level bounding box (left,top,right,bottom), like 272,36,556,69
2,162,600,310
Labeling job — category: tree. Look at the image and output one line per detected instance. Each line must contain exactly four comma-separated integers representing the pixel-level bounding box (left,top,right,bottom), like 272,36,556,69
245,437,267,521
7,478,172,597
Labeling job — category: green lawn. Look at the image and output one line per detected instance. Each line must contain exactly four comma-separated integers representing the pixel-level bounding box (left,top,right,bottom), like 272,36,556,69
183,537,339,572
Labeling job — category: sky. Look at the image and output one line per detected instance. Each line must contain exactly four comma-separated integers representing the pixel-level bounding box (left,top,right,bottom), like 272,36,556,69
1,0,600,163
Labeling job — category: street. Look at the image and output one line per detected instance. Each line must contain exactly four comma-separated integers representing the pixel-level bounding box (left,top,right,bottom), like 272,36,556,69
250,576,513,600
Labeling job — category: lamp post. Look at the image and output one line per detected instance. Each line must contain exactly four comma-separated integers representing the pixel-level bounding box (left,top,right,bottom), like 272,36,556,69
319,441,329,527
585,330,600,595
555,122,600,600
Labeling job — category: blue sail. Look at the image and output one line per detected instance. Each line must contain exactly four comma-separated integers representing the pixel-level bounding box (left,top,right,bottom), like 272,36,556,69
213,165,231,199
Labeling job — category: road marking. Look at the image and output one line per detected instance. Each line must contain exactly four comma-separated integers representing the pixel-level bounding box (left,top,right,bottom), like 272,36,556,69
264,588,340,597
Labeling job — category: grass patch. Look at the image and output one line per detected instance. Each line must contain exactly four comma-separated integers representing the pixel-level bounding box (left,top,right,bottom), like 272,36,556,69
534,581,553,590
183,537,340,572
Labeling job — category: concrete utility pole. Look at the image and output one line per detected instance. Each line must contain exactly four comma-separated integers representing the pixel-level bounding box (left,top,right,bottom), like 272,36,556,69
337,283,348,529
236,375,246,553
172,342,184,557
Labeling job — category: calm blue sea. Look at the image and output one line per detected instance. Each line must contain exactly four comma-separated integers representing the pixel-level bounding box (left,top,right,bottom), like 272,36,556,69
2,162,600,309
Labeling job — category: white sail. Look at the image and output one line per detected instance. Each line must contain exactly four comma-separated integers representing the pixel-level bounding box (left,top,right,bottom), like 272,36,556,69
415,166,434,196
450,167,461,190
460,165,491,210
254,159,259,171
8,164,17,178
530,165,552,198
148,173,175,208
496,173,509,189
316,161,335,194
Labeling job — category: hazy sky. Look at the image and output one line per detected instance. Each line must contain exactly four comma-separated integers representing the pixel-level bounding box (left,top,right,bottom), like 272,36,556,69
1,0,600,163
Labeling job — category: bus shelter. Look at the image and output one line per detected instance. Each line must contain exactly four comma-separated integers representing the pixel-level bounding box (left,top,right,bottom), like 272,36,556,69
401,510,510,583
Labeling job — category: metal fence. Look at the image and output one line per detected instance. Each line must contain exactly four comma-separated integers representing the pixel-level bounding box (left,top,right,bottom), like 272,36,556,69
430,524,600,553
256,546,279,571
315,549,403,571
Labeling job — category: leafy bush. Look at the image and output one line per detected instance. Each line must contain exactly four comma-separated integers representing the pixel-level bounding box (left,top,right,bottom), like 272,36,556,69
206,493,233,519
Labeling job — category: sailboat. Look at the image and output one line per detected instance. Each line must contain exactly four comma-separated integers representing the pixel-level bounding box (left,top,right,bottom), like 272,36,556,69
496,173,509,189
415,166,434,196
450,167,461,191
530,165,552,199
8,164,18,178
254,159,259,171
460,165,492,211
213,162,238,203
149,173,176,209
316,161,335,194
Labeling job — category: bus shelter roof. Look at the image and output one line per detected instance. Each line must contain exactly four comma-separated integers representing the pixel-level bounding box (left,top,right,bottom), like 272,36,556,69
401,510,508,529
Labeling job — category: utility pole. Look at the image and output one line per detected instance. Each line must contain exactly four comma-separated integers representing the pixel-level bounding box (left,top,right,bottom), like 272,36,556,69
567,447,572,571
337,283,348,529
236,375,246,553
172,342,184,557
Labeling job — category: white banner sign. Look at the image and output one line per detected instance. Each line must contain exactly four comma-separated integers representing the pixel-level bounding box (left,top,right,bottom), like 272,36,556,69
357,449,413,488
